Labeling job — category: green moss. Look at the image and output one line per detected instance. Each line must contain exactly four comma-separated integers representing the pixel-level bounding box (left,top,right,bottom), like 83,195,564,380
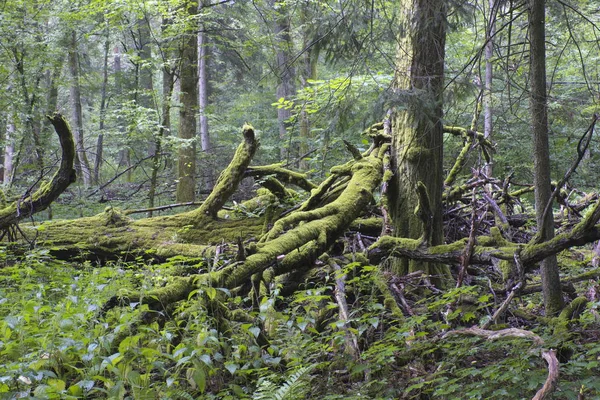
499,260,514,282
489,227,508,246
401,146,432,162
429,239,467,254
558,296,587,322
350,217,383,234
373,271,404,320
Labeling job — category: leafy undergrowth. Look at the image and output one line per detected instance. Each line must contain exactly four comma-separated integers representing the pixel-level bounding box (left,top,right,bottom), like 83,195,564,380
0,249,600,399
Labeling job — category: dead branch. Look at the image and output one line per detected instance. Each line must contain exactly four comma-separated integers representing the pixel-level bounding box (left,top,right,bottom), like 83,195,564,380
532,350,559,400
332,261,360,358
195,125,259,219
442,326,543,345
481,281,522,329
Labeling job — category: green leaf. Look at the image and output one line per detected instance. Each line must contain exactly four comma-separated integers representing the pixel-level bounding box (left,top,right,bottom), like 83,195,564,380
224,362,239,375
205,287,217,300
47,378,66,392
248,326,261,338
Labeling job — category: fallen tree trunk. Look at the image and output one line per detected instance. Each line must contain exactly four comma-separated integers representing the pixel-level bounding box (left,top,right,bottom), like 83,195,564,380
33,125,265,260
369,198,600,275
100,133,389,311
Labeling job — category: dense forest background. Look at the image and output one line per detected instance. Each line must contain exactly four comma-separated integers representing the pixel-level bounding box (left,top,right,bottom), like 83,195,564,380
1,0,600,399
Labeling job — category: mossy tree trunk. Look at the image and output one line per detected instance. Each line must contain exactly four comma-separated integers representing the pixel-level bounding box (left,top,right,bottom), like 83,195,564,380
176,0,198,203
0,114,75,230
271,0,296,162
388,0,451,286
529,0,563,315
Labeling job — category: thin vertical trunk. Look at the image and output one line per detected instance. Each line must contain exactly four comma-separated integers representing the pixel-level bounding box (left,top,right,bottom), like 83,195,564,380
176,0,198,202
3,119,14,185
68,30,92,187
198,7,213,191
389,0,451,286
12,46,44,173
298,3,318,171
95,23,110,184
529,0,563,315
113,45,129,176
149,67,175,216
198,13,210,153
483,0,497,177
272,0,296,162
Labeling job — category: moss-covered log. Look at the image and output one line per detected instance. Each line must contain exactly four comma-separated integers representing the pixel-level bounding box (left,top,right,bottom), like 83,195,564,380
0,113,76,230
32,125,264,260
101,141,388,311
369,200,600,279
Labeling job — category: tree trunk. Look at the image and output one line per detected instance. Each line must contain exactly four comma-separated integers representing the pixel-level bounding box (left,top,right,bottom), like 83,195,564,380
198,11,210,154
148,66,175,216
95,22,110,185
198,6,213,192
388,0,451,286
176,0,198,202
298,3,319,171
272,0,296,162
68,30,92,187
483,0,497,177
0,114,75,230
529,0,563,315
3,118,14,185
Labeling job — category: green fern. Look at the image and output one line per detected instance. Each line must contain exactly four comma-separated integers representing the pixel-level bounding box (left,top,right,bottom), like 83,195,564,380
253,365,314,400
169,389,195,400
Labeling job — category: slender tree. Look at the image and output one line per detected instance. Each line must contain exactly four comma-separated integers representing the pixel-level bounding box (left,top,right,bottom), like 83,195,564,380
388,0,451,286
3,116,15,185
528,0,563,315
271,0,296,162
176,0,198,202
68,29,93,187
95,20,110,185
483,0,498,177
198,1,210,154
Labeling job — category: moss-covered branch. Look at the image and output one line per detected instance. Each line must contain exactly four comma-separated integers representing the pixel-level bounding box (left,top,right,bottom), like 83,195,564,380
0,113,76,229
370,204,600,273
102,142,388,311
245,163,316,192
195,124,259,219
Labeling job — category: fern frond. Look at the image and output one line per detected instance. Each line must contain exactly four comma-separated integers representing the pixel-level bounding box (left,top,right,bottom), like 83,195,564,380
253,365,314,400
169,389,195,400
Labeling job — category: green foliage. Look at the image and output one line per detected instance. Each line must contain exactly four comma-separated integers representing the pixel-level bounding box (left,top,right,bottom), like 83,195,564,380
1,250,600,398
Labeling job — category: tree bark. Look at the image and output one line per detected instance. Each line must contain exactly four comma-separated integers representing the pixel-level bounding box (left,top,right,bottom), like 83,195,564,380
272,0,296,162
529,0,563,315
0,114,75,229
95,21,110,185
198,7,210,154
389,0,451,286
176,0,198,202
483,0,497,177
68,30,92,188
3,118,15,185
